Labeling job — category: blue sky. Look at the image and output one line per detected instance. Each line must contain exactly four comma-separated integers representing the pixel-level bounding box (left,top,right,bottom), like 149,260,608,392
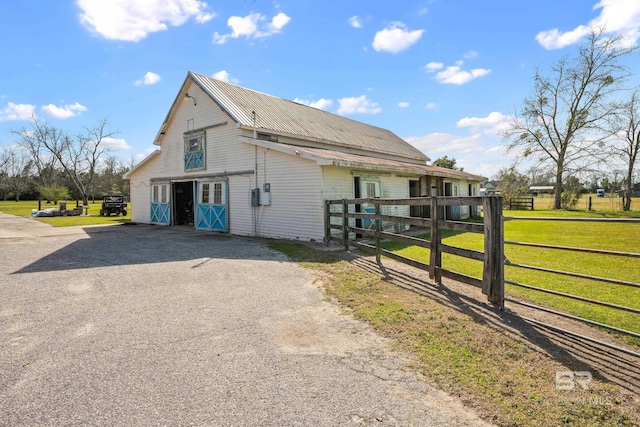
1,0,639,179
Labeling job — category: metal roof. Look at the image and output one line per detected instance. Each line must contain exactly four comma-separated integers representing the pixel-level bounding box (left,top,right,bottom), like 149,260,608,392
190,71,429,163
242,138,486,181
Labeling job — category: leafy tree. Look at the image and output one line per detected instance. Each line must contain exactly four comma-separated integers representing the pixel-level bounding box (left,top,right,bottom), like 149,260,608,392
493,167,530,204
432,155,463,170
39,185,70,204
504,28,636,209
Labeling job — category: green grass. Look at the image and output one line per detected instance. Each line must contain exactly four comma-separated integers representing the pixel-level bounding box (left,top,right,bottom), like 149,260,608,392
0,200,131,226
528,194,640,213
380,211,640,346
270,242,638,427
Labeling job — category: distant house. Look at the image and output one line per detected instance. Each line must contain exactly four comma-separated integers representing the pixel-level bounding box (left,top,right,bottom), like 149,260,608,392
124,71,486,241
529,185,554,196
480,181,500,196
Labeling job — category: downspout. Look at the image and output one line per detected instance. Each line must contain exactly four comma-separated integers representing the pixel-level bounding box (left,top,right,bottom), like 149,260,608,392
252,111,258,237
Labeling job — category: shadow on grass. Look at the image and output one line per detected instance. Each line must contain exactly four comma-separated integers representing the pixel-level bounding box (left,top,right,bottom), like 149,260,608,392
272,241,640,397
349,254,640,396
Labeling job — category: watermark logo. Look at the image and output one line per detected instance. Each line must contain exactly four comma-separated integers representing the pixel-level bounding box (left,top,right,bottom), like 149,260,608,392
556,371,592,390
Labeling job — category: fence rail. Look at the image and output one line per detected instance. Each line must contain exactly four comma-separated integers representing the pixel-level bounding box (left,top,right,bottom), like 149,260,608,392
325,196,504,306
325,197,640,352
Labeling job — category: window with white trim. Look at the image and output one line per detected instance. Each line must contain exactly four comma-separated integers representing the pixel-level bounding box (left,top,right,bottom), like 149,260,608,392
201,183,210,204
213,182,223,204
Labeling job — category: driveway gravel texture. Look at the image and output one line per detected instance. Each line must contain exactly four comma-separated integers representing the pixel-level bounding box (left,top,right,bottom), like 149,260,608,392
0,214,491,426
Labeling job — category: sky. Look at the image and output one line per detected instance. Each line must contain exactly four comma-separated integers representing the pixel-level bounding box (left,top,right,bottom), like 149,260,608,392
1,0,640,179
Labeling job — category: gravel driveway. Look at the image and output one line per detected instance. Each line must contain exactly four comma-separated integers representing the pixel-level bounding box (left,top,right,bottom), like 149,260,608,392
0,214,490,426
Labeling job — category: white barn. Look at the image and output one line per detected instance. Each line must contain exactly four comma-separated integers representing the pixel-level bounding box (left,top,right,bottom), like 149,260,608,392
124,71,485,241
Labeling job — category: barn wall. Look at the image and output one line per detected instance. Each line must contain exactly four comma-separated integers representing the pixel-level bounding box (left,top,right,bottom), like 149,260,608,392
250,147,324,240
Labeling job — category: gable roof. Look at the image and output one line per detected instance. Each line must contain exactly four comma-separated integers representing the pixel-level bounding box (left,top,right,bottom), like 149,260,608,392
187,71,429,164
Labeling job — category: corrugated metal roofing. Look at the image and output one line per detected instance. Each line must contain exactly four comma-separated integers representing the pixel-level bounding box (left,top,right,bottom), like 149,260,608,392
246,139,486,181
190,71,429,163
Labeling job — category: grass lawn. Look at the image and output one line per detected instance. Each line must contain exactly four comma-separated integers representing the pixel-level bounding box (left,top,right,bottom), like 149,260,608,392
270,241,639,427
380,209,640,347
529,193,640,212
0,200,131,226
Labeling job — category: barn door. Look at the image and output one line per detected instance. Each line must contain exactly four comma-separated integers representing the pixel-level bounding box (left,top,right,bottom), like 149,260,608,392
195,179,228,232
150,182,171,225
361,180,380,230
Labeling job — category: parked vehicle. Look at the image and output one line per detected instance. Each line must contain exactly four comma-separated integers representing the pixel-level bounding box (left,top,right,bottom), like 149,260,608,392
100,195,127,216
596,189,605,197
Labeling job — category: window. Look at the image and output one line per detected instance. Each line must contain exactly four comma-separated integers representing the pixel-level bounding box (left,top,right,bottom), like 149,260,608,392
160,184,167,203
362,181,380,198
213,182,223,204
152,185,159,203
201,183,210,204
183,130,206,170
185,136,202,153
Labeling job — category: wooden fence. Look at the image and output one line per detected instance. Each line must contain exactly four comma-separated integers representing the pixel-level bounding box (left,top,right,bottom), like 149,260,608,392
324,196,504,306
324,198,639,356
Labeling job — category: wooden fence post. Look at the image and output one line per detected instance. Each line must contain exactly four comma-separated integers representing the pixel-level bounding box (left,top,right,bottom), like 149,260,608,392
342,199,349,251
429,197,441,285
375,202,381,264
482,196,504,307
324,200,331,245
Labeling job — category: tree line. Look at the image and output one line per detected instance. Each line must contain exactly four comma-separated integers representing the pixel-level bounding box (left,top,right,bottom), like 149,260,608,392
0,119,133,204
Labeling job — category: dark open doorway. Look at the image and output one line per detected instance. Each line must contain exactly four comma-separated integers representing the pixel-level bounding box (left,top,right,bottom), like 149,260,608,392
173,181,194,226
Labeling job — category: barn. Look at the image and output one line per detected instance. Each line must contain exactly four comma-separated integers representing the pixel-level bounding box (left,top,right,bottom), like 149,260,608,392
124,71,486,241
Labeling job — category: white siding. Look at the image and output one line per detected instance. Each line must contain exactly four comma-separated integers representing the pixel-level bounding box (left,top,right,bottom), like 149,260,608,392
251,148,324,240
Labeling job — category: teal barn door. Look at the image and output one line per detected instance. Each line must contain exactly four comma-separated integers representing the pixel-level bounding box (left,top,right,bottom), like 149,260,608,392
150,182,171,225
195,179,228,232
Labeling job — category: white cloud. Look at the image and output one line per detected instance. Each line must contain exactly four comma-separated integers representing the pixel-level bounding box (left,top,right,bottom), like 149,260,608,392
427,64,491,85
212,70,239,83
269,12,291,33
398,101,410,108
213,12,291,44
348,16,362,28
102,137,131,151
41,102,87,119
536,26,590,50
424,62,443,72
406,132,484,155
337,95,381,115
293,98,334,111
0,102,36,122
536,0,640,49
463,50,478,59
457,111,510,135
134,71,161,86
77,0,214,42
372,22,424,54
425,102,437,110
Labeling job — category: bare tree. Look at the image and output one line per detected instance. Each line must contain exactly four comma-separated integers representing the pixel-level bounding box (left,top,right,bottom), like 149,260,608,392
504,28,636,209
1,147,33,201
612,90,640,210
12,119,62,189
12,119,118,205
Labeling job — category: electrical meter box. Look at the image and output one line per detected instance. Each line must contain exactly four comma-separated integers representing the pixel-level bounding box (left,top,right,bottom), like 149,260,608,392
251,188,260,206
261,183,271,206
